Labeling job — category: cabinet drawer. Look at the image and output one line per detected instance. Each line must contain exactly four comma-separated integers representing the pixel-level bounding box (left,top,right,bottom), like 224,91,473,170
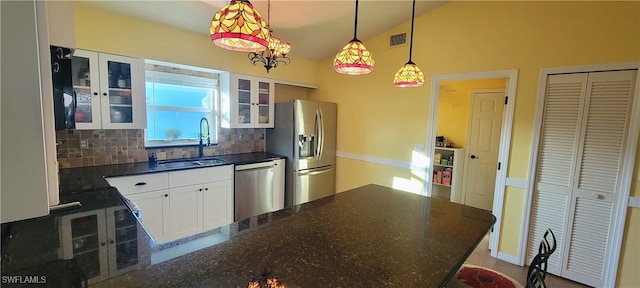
106,173,169,195
169,165,233,188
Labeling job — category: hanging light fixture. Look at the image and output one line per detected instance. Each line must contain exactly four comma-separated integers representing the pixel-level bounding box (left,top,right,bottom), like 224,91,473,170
393,0,424,87
333,0,374,75
210,0,270,53
248,0,291,73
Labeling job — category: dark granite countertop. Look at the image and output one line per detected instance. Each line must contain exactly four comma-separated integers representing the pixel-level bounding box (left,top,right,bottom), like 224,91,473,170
1,181,495,287
57,152,284,193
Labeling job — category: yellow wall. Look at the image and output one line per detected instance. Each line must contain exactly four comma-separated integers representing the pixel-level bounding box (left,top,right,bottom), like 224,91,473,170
274,84,309,103
73,3,318,85
72,1,640,285
310,1,640,285
437,78,507,147
617,138,640,287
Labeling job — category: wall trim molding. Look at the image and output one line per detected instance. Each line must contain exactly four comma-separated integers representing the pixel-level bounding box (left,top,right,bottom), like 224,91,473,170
336,151,426,171
629,196,640,208
505,178,528,189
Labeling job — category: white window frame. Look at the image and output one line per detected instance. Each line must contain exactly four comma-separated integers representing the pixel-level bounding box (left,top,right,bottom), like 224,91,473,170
144,70,219,148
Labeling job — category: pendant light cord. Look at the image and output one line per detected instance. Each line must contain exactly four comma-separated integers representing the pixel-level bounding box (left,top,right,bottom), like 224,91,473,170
267,0,271,27
353,0,359,40
408,0,416,63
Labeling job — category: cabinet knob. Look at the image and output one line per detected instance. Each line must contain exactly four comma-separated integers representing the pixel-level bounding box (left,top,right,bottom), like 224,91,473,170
204,188,208,191
93,92,98,96
109,240,114,244
164,194,168,197
101,242,106,246
102,92,107,96
470,155,478,159
199,188,203,191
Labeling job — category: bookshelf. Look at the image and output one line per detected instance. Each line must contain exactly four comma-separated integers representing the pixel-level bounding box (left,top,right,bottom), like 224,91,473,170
432,147,465,203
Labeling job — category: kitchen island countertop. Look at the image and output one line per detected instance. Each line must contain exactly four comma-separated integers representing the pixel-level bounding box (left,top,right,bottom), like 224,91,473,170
2,180,494,288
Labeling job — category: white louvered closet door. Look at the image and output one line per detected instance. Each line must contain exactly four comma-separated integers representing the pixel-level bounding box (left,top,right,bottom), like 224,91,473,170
562,70,637,287
527,73,588,276
529,70,637,288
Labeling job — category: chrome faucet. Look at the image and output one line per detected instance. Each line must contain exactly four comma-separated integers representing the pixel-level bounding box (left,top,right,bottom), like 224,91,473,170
199,117,210,158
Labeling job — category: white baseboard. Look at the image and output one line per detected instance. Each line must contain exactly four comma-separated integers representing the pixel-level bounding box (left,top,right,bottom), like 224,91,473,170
497,252,520,265
629,196,640,208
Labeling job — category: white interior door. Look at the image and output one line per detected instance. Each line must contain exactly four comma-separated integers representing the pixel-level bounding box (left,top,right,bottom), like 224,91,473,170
463,91,504,210
527,73,587,276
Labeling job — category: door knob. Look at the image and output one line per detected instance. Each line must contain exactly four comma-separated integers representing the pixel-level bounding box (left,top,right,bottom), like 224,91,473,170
470,155,478,159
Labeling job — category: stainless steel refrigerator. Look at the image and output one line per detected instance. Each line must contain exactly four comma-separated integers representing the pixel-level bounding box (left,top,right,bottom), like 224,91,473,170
266,100,337,207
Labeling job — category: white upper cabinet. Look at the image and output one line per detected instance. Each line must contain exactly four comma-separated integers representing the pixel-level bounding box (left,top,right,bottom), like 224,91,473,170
224,74,274,128
72,49,146,130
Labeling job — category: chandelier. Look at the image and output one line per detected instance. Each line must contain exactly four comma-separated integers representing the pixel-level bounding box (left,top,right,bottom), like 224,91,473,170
210,0,270,53
333,0,374,75
393,0,424,87
248,0,291,73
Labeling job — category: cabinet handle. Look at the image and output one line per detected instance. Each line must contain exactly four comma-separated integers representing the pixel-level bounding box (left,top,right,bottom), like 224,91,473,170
134,182,147,186
164,194,168,197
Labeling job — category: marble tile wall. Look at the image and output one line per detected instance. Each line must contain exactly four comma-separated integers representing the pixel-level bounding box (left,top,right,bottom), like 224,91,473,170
56,128,265,168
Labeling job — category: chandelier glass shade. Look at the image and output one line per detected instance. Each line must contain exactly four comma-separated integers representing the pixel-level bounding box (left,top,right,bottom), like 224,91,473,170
210,0,270,52
249,35,291,73
333,0,374,75
393,0,424,87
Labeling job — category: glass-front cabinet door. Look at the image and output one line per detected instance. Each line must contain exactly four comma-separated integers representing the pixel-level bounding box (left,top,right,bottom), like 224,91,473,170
254,78,274,128
72,50,102,129
236,77,253,127
229,74,274,128
70,50,146,130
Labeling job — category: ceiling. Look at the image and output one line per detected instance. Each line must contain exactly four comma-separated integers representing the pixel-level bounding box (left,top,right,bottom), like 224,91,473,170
81,0,448,61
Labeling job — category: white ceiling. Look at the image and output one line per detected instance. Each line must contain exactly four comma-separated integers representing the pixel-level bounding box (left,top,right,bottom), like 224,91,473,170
81,0,447,61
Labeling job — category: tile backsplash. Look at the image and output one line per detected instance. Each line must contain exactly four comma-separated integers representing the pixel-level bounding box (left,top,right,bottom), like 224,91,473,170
56,128,265,168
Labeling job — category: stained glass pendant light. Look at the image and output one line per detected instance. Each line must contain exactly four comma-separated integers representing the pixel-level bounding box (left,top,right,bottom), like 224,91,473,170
333,0,374,75
210,0,270,52
393,0,424,87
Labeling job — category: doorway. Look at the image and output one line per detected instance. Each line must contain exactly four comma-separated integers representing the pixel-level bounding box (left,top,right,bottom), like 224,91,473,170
425,69,519,258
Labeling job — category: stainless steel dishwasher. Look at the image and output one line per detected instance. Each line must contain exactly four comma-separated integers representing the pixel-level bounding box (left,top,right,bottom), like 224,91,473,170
234,161,284,221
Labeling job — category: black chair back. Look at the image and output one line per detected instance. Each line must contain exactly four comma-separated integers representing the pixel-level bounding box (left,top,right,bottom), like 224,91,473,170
526,229,557,288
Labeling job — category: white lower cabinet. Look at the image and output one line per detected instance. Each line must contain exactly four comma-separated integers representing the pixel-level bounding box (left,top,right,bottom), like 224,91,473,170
167,184,204,240
126,189,170,243
203,180,234,231
106,165,233,243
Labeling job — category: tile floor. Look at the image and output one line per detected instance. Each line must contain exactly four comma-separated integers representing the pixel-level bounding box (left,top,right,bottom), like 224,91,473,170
463,235,590,288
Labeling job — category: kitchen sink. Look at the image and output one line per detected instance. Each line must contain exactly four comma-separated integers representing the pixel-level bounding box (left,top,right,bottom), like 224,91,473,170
156,157,225,169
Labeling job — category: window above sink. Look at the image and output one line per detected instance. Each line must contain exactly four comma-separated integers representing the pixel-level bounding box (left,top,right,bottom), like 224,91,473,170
144,60,223,148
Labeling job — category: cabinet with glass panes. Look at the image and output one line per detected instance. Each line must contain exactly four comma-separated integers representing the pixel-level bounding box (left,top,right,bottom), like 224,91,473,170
71,50,146,129
223,74,274,128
